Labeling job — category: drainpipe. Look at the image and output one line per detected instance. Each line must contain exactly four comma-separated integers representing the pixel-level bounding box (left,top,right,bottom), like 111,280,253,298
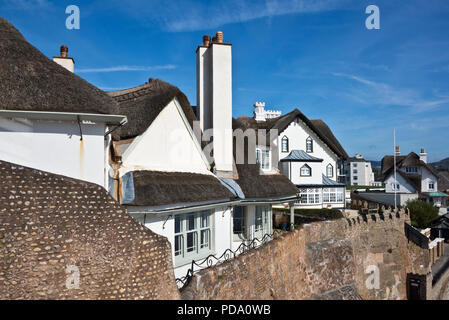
289,201,295,231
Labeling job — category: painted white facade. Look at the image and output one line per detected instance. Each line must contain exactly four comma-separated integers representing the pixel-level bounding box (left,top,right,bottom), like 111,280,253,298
196,40,233,174
272,116,345,209
117,98,211,178
277,119,339,181
385,173,417,193
0,118,109,187
344,156,376,186
385,166,438,194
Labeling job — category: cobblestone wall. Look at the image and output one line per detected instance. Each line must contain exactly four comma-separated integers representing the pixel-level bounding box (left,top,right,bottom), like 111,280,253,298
182,209,429,300
0,161,180,300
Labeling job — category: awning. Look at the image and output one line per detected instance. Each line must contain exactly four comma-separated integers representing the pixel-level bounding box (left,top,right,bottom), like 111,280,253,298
429,192,449,198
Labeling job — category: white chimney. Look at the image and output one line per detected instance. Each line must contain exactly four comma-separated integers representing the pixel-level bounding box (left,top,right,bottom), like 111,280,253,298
254,102,266,122
395,146,400,156
53,45,74,73
196,31,233,176
420,148,427,164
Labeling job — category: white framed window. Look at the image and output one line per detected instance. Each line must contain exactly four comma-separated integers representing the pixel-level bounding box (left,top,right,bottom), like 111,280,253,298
254,205,272,239
299,188,321,204
306,137,313,153
300,164,312,177
327,164,334,177
391,183,400,191
256,146,271,171
281,136,289,153
406,167,418,173
174,211,213,266
233,206,246,242
323,188,344,203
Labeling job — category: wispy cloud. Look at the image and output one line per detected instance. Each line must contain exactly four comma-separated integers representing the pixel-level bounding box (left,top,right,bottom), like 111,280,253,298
114,0,351,32
77,65,176,73
0,0,51,11
331,72,449,113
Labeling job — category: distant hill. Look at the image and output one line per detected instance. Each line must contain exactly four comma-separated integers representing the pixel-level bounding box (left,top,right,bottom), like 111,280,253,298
369,160,382,170
431,158,449,171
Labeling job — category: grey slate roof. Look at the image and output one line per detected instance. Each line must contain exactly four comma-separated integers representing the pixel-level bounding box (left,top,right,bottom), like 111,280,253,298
280,150,323,162
297,175,345,187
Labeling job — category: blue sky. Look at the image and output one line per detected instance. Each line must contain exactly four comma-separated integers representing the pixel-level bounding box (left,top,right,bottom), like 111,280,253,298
2,0,449,161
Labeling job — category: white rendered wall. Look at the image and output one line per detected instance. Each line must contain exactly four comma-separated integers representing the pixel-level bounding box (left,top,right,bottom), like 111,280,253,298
211,44,233,172
0,118,106,187
421,167,438,193
130,206,232,280
119,99,211,177
277,120,338,184
384,173,416,193
289,161,323,185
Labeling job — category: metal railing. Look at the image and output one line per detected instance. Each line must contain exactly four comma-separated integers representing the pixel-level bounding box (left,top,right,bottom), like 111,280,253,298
175,229,283,290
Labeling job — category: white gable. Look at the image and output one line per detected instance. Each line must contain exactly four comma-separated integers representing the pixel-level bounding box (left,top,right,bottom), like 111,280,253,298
119,98,211,176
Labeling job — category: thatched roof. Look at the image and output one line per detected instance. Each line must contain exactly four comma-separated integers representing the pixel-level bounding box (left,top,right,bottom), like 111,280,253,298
0,18,120,115
438,171,449,192
231,130,298,200
381,152,439,179
0,160,179,299
108,79,197,140
122,170,235,207
234,163,299,199
233,109,348,159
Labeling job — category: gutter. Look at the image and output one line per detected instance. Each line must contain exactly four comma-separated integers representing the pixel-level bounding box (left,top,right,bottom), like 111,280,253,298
240,194,298,205
127,198,242,218
0,110,127,126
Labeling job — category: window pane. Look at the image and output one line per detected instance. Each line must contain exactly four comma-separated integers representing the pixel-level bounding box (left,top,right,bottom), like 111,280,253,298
255,207,263,231
175,215,182,234
200,230,210,249
201,212,209,228
187,214,196,231
174,235,183,256
233,206,245,234
186,232,196,253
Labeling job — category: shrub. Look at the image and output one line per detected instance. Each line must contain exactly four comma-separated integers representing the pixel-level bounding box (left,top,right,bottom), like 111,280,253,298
406,199,439,229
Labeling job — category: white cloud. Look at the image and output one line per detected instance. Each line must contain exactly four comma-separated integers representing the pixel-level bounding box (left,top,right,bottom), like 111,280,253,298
76,65,176,73
331,72,449,113
114,0,350,32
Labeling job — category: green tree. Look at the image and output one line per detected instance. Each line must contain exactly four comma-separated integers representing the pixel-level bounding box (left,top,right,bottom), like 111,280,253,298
406,199,439,228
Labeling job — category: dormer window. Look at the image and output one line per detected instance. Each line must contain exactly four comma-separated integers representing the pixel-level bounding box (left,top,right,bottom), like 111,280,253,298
326,164,334,178
429,183,435,190
256,147,271,171
306,137,313,153
281,136,289,153
406,167,418,173
300,164,312,177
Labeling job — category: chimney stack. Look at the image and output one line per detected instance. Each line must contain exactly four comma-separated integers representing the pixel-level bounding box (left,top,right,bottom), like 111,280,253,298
196,31,233,177
53,44,74,73
420,148,427,164
395,146,400,156
202,35,210,47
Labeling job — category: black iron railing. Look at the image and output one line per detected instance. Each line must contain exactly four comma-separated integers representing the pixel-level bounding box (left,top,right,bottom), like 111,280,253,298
175,230,283,290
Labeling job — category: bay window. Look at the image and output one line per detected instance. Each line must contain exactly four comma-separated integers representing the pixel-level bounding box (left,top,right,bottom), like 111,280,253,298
174,210,213,266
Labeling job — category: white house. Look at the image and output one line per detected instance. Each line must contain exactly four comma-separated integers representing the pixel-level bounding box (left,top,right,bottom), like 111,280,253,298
236,102,349,209
344,154,378,186
0,18,126,189
108,32,297,281
381,147,447,207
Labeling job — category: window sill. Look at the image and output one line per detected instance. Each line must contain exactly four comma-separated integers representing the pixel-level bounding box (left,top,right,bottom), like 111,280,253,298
174,250,215,269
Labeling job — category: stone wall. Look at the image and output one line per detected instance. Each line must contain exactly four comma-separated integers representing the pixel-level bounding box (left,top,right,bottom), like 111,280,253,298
0,161,180,300
182,209,430,300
